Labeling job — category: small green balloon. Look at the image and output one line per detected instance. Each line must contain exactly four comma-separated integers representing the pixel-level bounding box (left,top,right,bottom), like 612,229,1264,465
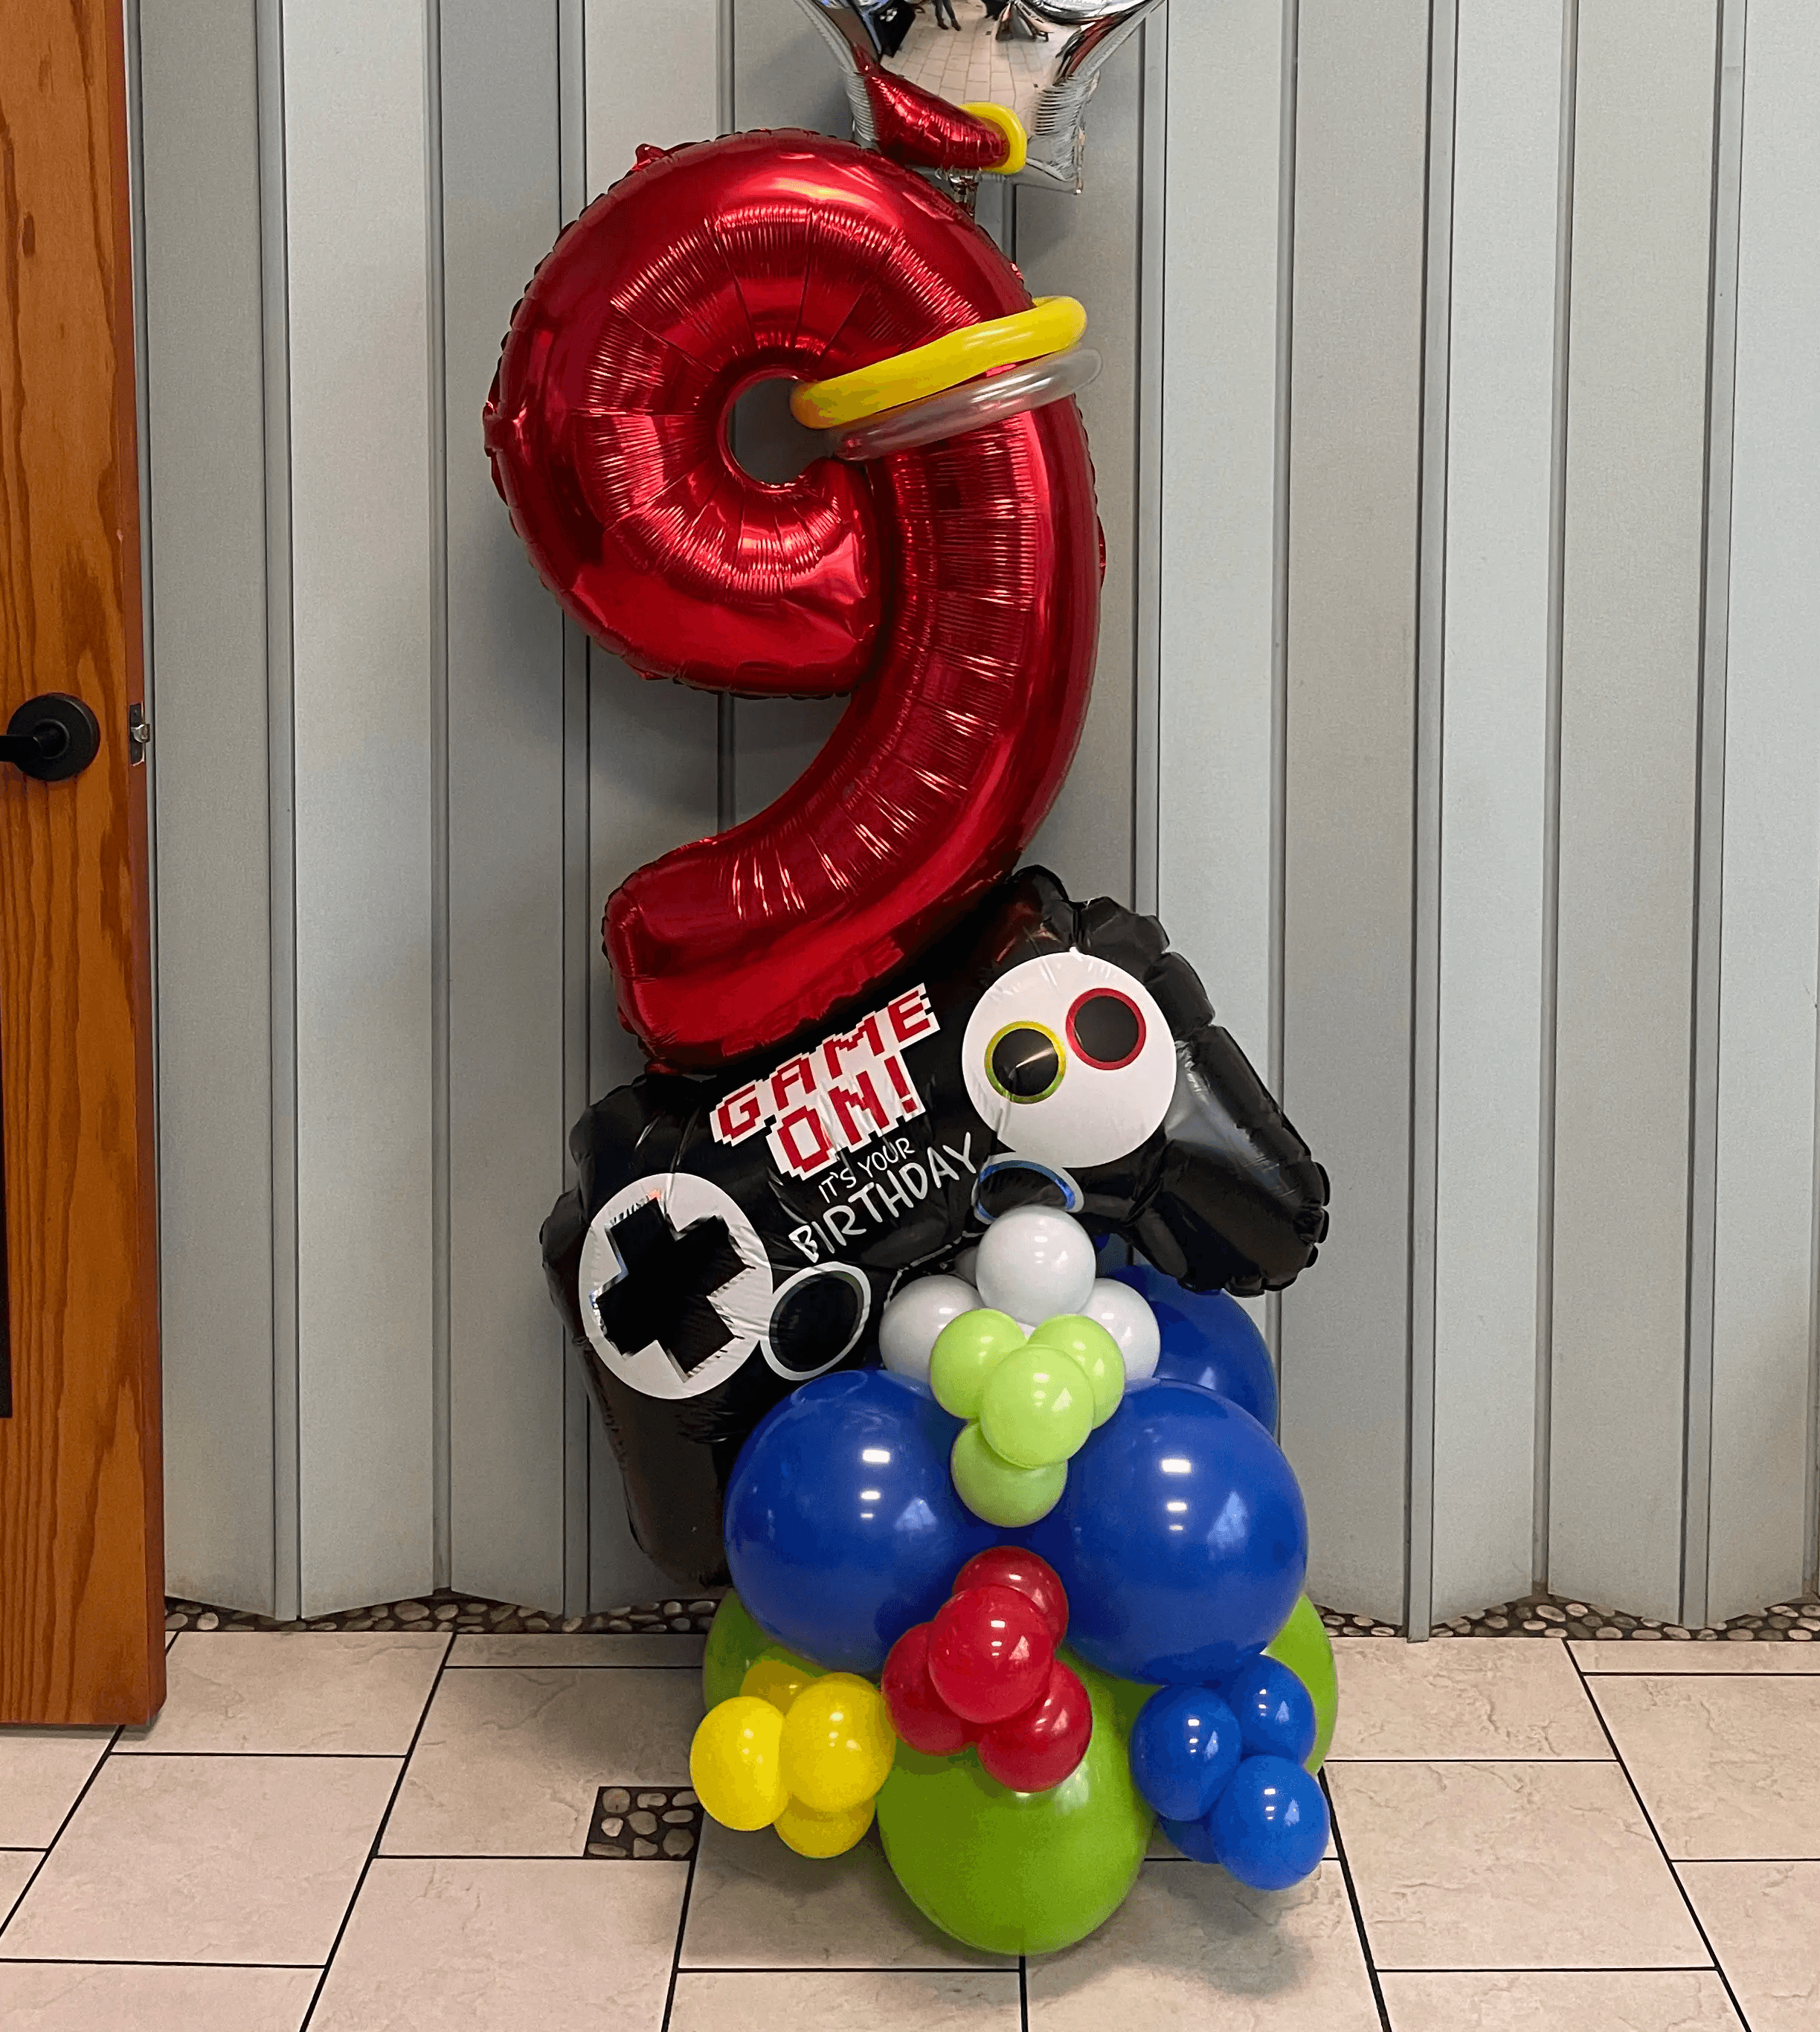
928,1309,1026,1420
1264,1592,1339,1772
1026,1314,1125,1426
702,1589,820,1709
951,1423,1067,1526
877,1653,1154,1955
978,1345,1095,1468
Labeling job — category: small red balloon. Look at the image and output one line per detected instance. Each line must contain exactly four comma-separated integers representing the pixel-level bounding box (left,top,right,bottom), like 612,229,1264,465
979,1660,1094,1794
951,1547,1070,1644
927,1585,1054,1725
881,1623,971,1757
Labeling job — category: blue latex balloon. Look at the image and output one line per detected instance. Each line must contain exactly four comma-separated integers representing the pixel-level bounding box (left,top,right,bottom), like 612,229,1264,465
1157,1813,1221,1865
722,1369,996,1675
1128,1685,1244,1823
1114,1263,1278,1432
1210,1755,1330,1891
1222,1657,1317,1765
1029,1380,1308,1684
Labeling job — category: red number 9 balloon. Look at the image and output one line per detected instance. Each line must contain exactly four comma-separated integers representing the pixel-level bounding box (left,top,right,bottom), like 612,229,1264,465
485,130,1102,1070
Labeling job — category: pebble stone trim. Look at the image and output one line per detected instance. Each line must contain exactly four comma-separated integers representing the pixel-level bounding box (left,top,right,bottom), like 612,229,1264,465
165,1587,1820,1644
588,1785,702,1860
1320,1592,1820,1642
163,1590,724,1636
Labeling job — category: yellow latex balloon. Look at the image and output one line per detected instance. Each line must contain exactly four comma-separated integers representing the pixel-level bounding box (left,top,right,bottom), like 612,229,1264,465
742,1653,816,1715
778,1672,897,1814
774,1793,875,1858
689,1696,789,1830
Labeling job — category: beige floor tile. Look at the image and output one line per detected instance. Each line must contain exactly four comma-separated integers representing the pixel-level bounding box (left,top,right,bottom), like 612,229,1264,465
0,1962,319,2032
1326,1761,1704,1969
448,1632,704,1668
681,1820,1010,1970
0,1731,112,1847
669,1970,1020,2031
1682,1861,1820,2031
118,1633,447,1756
0,1851,40,1925
1377,1970,1743,2030
382,1667,701,1857
1331,1640,1610,1759
0,1754,397,1964
1574,1642,1820,1674
1025,1859,1379,2031
1592,1676,1820,1858
309,1856,683,2031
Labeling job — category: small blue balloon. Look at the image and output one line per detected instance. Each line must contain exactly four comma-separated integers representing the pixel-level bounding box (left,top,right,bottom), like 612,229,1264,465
1222,1657,1318,1765
723,1369,996,1674
1028,1380,1308,1685
1157,1813,1221,1865
1128,1685,1244,1823
1115,1264,1278,1431
1211,1755,1330,1891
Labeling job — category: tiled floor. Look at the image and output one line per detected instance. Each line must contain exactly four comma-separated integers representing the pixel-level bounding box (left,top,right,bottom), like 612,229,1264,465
890,1,1055,132
1,1630,1816,2029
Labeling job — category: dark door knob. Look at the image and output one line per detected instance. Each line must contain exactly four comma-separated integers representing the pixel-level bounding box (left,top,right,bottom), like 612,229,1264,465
0,694,101,782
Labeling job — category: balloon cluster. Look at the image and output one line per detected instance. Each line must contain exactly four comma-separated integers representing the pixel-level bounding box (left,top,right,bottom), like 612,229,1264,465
932,1309,1122,1525
691,1664,896,1859
882,1550,1092,1792
1129,1661,1329,1888
492,106,1338,1961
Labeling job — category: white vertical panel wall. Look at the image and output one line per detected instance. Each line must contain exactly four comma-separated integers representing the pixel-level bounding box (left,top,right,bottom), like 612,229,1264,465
142,0,1820,1626
281,2,438,1617
1549,0,1717,1621
1705,1,1820,1621
1427,2,1566,1622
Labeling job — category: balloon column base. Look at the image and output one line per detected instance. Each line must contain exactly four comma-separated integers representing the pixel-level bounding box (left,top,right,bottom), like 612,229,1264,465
874,1659,1151,1957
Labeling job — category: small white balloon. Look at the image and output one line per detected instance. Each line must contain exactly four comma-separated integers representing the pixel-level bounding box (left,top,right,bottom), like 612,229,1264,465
878,1275,980,1386
974,1206,1098,1324
1084,1278,1161,1382
952,1244,980,1285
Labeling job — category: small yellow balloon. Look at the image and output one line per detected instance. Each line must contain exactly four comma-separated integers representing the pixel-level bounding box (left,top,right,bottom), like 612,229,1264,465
741,1653,816,1715
778,1672,897,1814
690,1696,789,1830
774,1793,875,1858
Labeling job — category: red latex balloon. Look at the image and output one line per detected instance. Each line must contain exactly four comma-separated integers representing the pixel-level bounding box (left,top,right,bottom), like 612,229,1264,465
485,131,1100,1070
881,1622,974,1757
927,1585,1054,1726
952,1547,1070,1645
980,1659,1093,1794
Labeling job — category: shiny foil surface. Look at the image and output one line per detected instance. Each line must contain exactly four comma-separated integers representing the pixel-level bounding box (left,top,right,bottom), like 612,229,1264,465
486,132,1102,1070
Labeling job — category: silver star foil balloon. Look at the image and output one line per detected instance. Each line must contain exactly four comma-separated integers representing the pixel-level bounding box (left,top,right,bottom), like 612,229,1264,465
794,0,1164,194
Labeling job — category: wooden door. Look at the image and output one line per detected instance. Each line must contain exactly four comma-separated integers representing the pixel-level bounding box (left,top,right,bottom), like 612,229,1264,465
0,1,164,1724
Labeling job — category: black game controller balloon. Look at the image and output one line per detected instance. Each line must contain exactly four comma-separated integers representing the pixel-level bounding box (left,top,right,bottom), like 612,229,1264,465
541,867,1329,1587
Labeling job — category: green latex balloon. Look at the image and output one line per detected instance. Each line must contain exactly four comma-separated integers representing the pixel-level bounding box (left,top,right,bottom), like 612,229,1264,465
1026,1314,1125,1425
703,1590,820,1709
1265,1592,1339,1772
978,1345,1094,1468
877,1654,1154,1956
950,1423,1067,1527
928,1310,1026,1419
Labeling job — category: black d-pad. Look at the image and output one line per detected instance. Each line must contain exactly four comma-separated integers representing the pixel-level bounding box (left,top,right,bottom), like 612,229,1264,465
594,1198,748,1375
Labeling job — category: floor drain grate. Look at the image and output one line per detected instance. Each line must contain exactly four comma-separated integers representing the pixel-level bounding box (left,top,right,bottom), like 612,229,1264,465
588,1784,701,1859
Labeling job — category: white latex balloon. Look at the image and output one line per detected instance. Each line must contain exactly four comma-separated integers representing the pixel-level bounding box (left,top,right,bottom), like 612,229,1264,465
878,1275,980,1386
952,1245,980,1286
1084,1277,1161,1382
974,1207,1098,1324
